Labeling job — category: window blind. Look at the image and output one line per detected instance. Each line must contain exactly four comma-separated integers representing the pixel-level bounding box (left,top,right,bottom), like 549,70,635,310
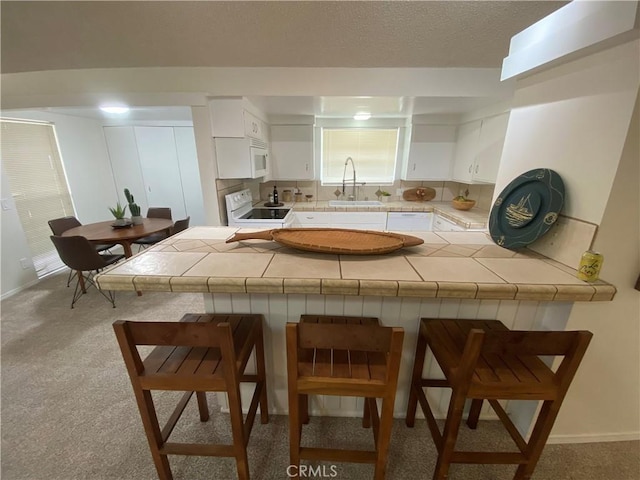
1,120,74,276
321,128,399,184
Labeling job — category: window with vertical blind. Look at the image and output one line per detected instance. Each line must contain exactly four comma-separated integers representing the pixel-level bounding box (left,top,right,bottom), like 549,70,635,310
1,119,74,277
321,128,399,184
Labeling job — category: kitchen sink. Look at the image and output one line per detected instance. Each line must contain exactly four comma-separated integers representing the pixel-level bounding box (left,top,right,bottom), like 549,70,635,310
329,200,384,207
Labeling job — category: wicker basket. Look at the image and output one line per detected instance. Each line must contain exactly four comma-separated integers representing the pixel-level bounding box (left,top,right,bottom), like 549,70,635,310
452,199,476,211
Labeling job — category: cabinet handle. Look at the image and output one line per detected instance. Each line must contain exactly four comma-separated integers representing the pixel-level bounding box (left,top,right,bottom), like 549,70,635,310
475,164,479,174
305,164,309,172
468,164,472,173
413,163,416,171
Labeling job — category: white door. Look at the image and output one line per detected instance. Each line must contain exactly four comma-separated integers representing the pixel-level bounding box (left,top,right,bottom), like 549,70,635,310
174,127,205,225
103,127,148,214
270,125,314,180
474,113,509,183
134,127,187,219
405,125,455,180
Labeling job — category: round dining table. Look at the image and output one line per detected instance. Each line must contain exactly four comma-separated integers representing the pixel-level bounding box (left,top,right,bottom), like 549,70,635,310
62,218,174,258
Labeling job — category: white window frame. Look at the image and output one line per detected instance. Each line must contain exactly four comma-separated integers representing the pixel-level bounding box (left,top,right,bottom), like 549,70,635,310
315,117,410,186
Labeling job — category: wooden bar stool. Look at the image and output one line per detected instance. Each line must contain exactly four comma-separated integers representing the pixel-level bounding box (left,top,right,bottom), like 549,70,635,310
405,318,592,480
113,313,269,480
286,315,404,480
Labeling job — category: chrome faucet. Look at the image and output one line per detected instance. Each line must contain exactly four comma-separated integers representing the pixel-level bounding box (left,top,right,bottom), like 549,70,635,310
342,157,357,201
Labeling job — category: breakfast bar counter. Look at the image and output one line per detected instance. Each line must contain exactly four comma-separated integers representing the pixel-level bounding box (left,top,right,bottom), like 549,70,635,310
95,226,614,436
95,226,614,301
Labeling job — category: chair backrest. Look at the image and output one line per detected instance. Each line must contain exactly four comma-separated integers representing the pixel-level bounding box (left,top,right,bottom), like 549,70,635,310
287,320,404,385
462,327,593,390
48,216,81,235
146,207,172,220
50,235,109,271
113,319,236,376
171,216,190,235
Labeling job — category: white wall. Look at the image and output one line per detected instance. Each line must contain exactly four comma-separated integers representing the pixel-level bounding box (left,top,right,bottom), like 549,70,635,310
0,165,39,298
495,40,639,225
495,40,640,442
552,90,640,443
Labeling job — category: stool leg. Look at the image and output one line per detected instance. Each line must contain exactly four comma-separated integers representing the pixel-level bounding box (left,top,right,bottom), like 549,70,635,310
288,392,301,479
406,330,428,427
196,391,209,422
136,390,173,480
301,394,309,424
433,390,466,480
514,400,561,480
255,323,269,424
227,384,250,480
466,399,483,429
374,395,396,480
363,396,371,428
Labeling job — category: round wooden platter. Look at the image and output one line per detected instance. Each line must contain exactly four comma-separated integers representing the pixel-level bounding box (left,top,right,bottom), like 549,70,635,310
226,228,424,255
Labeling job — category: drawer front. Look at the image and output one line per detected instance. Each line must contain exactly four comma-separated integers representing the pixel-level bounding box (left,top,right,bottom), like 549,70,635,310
330,212,387,225
294,212,331,226
433,215,465,232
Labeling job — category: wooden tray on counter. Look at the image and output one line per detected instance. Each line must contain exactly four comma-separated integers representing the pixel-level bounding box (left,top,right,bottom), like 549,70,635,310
402,187,436,202
226,228,424,255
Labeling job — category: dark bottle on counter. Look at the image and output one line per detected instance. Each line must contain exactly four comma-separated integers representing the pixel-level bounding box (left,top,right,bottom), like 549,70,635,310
273,185,279,204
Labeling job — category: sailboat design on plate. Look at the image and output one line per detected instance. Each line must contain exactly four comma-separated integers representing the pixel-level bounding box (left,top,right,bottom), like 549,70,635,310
505,193,534,227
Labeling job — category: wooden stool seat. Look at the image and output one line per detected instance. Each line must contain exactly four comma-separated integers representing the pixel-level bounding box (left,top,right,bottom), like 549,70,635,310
287,315,404,479
114,313,269,480
406,318,592,480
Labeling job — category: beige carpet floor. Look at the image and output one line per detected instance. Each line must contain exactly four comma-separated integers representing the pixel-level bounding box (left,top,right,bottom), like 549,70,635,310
2,271,638,479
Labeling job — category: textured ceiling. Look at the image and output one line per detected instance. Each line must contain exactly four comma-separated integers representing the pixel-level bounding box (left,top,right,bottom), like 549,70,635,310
1,1,567,74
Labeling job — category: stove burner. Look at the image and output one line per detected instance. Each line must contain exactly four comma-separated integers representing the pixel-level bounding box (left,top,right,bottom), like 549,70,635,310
239,208,291,220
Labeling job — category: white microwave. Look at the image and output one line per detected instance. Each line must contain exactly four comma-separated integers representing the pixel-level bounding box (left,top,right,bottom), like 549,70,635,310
250,146,268,178
215,137,269,179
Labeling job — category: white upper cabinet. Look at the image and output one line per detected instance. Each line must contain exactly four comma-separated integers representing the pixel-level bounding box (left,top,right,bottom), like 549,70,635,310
452,120,482,183
210,98,268,143
452,112,509,184
473,113,510,183
403,125,456,180
270,125,315,180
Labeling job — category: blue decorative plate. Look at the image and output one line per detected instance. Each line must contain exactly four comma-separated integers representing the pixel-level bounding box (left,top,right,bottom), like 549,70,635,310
489,169,564,249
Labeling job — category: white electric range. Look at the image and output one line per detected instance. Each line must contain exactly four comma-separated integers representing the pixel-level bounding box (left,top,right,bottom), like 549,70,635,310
225,189,294,229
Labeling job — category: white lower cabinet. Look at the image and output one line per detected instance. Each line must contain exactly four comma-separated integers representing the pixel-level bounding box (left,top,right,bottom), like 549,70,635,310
386,212,434,231
330,212,387,231
293,211,387,230
433,214,465,232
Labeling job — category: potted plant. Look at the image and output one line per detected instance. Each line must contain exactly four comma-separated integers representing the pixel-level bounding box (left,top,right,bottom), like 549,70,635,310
124,188,143,225
380,190,392,202
109,202,128,226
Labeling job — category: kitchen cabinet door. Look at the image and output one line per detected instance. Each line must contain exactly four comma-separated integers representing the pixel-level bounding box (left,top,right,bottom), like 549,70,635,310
451,120,481,183
134,127,187,219
404,125,455,180
474,112,509,184
270,125,314,180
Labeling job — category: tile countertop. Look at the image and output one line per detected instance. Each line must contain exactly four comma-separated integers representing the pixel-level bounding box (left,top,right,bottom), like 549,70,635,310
290,200,489,230
95,227,616,302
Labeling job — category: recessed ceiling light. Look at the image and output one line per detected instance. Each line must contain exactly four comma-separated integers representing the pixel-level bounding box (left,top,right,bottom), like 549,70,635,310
99,105,130,114
353,112,371,120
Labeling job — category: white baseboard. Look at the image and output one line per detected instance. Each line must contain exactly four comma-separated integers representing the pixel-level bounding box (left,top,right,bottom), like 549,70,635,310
1,278,41,300
548,431,640,444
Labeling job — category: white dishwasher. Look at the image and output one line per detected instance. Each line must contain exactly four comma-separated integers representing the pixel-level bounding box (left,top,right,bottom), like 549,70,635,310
386,212,434,231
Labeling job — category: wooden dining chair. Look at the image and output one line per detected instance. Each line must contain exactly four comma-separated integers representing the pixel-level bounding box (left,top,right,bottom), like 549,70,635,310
133,207,174,249
48,216,117,285
286,315,404,480
405,318,592,480
113,313,269,480
50,235,124,308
